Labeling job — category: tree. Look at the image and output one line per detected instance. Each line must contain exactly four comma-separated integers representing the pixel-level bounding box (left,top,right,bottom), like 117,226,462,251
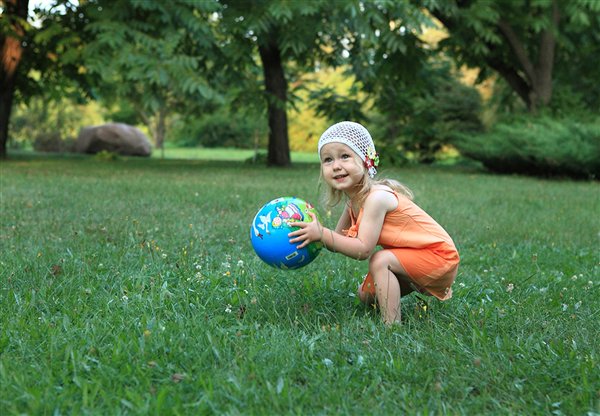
0,0,29,159
429,0,600,113
83,0,223,153
309,0,436,161
217,0,356,167
2,0,97,156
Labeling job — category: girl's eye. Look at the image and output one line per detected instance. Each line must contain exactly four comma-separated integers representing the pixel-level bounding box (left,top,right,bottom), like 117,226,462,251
341,154,351,159
322,157,333,164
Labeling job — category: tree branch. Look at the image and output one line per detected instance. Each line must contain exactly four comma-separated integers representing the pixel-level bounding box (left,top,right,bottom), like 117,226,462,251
496,19,536,84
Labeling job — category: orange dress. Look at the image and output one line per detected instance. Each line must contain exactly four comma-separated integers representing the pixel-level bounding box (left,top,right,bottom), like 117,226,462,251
345,191,459,300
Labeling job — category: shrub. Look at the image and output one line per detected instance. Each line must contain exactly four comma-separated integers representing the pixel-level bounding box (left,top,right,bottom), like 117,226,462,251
370,74,484,165
32,133,76,153
172,110,267,149
453,116,600,179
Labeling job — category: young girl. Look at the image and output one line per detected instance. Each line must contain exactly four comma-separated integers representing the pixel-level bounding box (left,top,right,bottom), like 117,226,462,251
288,121,460,324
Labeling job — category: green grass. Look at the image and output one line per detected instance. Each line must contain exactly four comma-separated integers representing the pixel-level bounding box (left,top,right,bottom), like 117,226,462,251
1,154,599,415
154,146,320,163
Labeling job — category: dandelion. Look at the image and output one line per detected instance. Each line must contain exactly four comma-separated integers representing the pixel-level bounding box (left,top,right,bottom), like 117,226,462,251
122,295,129,302
161,253,167,259
143,330,151,337
459,282,466,288
237,260,244,268
322,358,333,367
574,301,582,310
571,275,578,281
506,283,514,293
562,304,568,312
225,304,232,313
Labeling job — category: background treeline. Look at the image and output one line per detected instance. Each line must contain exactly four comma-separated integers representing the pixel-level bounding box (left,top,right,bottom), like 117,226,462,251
2,0,599,178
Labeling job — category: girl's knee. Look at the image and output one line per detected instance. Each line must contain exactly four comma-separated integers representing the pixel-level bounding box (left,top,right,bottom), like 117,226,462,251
368,250,391,273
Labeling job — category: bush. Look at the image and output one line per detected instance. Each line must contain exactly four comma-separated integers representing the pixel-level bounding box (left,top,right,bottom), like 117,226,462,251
453,116,600,179
32,133,76,153
370,71,484,165
172,110,267,149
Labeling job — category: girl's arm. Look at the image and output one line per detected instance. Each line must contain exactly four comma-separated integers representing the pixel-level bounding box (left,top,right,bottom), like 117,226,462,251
289,191,397,260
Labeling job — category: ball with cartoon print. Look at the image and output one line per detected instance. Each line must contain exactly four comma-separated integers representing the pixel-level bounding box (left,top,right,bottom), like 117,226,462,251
250,196,323,269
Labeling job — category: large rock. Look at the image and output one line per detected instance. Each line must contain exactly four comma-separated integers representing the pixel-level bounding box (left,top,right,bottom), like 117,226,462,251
75,123,152,157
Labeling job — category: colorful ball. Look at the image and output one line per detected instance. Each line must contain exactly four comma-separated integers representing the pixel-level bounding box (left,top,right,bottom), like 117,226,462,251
250,196,323,269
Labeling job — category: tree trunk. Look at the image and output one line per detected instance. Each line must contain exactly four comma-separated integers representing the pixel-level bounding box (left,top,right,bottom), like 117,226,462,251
0,0,29,159
258,33,291,167
155,107,166,159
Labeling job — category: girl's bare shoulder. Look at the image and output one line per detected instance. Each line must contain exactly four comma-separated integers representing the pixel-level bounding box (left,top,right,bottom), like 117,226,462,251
364,185,397,212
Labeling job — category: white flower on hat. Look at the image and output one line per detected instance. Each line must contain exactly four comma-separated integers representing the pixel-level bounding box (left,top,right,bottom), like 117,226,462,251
318,121,379,178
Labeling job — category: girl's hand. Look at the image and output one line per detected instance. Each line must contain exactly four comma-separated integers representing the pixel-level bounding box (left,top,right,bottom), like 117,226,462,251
288,212,323,249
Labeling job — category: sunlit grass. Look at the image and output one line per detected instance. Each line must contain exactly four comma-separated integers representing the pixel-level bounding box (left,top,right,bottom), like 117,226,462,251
154,146,320,163
1,155,598,414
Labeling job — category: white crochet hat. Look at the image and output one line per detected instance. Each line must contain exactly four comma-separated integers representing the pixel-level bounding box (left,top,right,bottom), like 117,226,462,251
318,121,379,177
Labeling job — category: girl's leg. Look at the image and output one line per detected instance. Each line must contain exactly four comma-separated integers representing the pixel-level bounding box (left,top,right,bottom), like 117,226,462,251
368,250,411,324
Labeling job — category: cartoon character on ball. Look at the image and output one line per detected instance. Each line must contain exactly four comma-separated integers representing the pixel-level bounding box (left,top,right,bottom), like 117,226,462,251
250,196,323,269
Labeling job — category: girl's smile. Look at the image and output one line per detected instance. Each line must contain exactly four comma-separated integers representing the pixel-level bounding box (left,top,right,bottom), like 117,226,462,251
320,142,365,194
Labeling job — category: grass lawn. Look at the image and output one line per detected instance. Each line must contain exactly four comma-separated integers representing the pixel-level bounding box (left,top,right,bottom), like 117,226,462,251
154,146,320,164
1,153,598,414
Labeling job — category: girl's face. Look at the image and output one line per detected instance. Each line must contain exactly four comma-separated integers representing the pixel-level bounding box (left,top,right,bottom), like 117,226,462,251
320,143,365,195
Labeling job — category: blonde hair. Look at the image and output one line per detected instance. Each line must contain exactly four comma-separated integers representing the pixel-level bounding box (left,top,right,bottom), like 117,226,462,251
320,154,413,208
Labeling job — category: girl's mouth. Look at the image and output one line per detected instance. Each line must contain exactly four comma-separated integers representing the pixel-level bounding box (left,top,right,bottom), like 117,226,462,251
333,174,348,181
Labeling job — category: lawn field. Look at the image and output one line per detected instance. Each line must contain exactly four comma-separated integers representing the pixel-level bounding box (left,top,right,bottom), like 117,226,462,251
1,154,598,414
154,147,320,164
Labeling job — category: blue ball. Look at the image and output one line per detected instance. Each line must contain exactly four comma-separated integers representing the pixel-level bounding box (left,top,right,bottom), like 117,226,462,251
250,196,323,270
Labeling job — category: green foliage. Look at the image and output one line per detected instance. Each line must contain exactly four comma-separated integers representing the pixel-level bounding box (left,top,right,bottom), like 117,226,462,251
93,150,121,161
83,0,224,146
397,72,484,164
171,109,268,149
9,96,105,148
0,156,598,414
32,132,75,153
430,0,600,112
12,1,94,105
453,116,600,179
309,86,368,125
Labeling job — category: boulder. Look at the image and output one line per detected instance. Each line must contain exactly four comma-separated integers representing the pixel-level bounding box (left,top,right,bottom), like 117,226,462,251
75,123,152,157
